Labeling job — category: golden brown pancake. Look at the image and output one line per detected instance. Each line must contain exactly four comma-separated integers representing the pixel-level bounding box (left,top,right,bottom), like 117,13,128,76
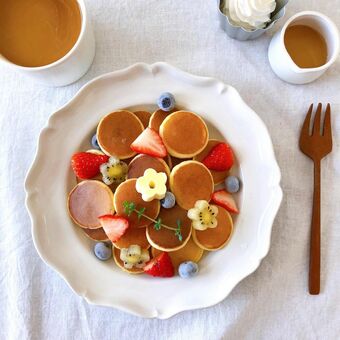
113,247,144,274
192,206,233,251
83,227,109,241
160,111,209,158
133,110,151,128
170,161,214,210
113,227,150,249
68,180,114,229
114,179,160,228
194,139,229,185
127,154,170,180
151,237,203,271
149,107,178,132
97,110,144,159
146,205,192,251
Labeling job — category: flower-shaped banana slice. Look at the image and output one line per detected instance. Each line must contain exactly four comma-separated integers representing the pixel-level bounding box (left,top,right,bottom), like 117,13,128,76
100,156,128,185
187,200,218,231
120,245,150,269
136,168,167,202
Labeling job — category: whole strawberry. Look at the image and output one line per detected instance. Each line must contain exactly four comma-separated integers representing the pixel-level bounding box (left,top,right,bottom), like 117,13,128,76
71,152,109,179
202,142,234,171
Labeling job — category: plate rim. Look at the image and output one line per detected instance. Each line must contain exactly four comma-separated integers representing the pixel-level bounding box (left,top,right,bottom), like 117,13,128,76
25,62,283,318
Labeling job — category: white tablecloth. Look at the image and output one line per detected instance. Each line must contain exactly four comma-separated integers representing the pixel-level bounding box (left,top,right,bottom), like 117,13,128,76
1,0,339,339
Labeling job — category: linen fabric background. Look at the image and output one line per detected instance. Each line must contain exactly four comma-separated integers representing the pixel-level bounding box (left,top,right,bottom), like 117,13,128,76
0,0,339,339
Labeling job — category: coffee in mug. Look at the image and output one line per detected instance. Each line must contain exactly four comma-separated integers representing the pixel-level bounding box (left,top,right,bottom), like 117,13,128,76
0,0,82,67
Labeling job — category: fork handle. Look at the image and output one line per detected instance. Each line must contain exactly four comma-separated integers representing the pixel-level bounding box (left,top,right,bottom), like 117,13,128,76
310,159,321,295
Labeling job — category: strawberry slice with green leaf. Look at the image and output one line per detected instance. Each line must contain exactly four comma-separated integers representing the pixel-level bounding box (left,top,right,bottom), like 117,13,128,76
202,142,234,171
211,190,239,214
98,215,129,242
71,152,109,179
130,127,167,158
144,252,174,277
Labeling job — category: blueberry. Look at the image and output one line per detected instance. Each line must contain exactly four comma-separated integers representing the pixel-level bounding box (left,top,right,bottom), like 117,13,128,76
94,242,112,261
157,92,176,112
178,261,199,278
91,133,100,150
225,176,240,193
161,191,176,209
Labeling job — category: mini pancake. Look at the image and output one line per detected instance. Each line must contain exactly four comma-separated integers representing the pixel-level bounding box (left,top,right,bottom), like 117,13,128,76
146,205,192,252
113,247,144,274
151,237,203,271
76,173,102,184
160,111,209,158
113,227,150,249
165,154,172,169
68,180,114,229
133,110,151,128
86,149,105,155
170,161,214,210
127,154,170,180
192,206,233,251
77,174,121,194
194,139,229,185
114,179,160,228
97,110,144,159
170,156,191,169
149,107,178,132
83,227,109,241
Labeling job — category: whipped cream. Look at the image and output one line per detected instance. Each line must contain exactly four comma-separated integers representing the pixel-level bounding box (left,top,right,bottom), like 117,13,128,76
221,0,276,30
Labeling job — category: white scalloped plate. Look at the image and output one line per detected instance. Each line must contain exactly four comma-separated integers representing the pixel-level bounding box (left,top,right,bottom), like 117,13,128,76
25,62,282,319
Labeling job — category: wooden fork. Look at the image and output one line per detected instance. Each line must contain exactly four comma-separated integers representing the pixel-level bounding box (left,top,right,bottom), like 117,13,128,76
299,103,332,295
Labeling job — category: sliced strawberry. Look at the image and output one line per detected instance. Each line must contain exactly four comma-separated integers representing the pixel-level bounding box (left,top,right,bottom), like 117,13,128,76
130,127,167,158
71,152,109,179
202,143,234,171
98,215,129,242
144,252,174,277
211,190,239,214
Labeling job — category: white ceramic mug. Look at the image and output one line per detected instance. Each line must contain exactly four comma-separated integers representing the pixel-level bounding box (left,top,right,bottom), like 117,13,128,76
268,11,339,84
0,0,95,87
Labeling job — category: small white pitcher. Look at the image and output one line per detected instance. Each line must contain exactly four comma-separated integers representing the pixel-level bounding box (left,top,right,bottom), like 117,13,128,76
268,11,339,84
